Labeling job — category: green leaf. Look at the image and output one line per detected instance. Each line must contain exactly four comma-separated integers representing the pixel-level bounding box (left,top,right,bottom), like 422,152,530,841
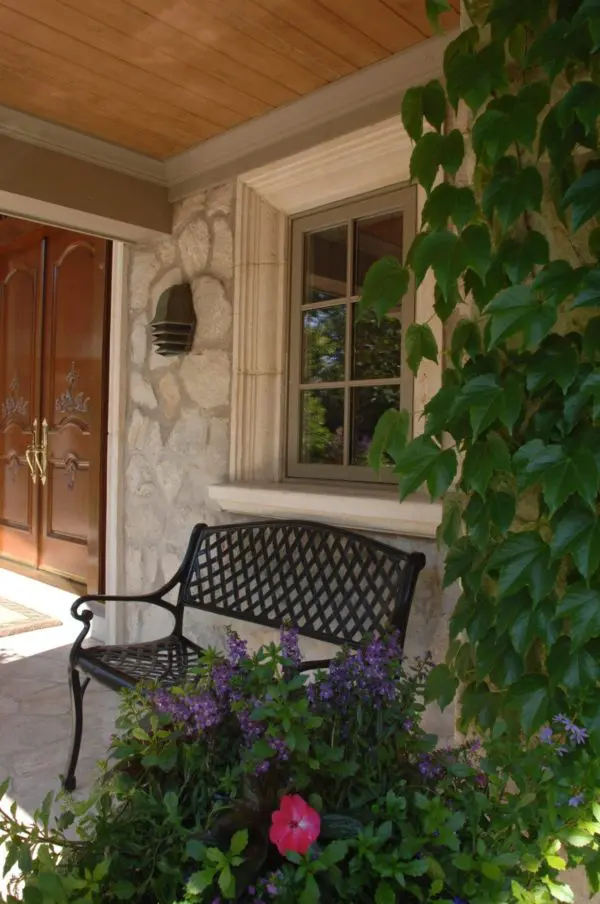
368,408,410,471
375,881,396,904
571,269,600,309
401,86,424,142
230,829,248,855
485,285,556,348
425,0,452,28
488,532,555,602
440,129,465,175
393,435,445,500
551,504,600,581
556,584,600,647
583,317,600,360
481,862,502,881
563,170,600,232
427,448,457,499
451,318,481,365
507,675,549,734
444,537,478,587
527,336,579,394
320,840,348,866
422,79,447,131
489,491,516,533
410,132,443,192
113,881,136,900
544,880,574,903
426,664,459,710
300,875,320,904
218,865,235,898
483,160,544,230
359,256,410,319
547,636,598,691
422,183,477,231
405,322,439,374
437,494,462,547
461,224,493,280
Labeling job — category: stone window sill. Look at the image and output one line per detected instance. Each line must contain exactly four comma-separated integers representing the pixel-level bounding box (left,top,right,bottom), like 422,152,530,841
208,483,442,539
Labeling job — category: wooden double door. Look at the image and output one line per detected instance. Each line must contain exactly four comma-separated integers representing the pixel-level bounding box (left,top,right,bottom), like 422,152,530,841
0,221,111,591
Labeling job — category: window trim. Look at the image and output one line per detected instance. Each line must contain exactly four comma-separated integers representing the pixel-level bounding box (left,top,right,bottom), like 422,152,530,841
286,184,417,484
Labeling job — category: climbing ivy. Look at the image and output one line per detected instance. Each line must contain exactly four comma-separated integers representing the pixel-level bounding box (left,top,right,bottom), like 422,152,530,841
362,0,600,751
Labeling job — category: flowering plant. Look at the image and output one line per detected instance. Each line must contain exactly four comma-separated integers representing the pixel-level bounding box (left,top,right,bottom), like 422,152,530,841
1,628,599,904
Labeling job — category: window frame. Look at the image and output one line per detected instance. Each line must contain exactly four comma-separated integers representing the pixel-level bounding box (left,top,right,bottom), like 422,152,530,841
286,184,417,484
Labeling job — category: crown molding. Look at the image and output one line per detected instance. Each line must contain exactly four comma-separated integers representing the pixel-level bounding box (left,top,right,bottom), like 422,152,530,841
166,31,457,202
0,105,166,185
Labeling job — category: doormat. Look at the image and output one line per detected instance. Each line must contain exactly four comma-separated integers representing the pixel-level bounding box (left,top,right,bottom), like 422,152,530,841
0,599,62,638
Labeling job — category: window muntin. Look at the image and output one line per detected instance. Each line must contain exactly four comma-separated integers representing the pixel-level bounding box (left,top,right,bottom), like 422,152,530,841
287,187,416,483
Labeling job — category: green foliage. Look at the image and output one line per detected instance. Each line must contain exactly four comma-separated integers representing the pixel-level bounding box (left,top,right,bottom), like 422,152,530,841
359,5,600,884
3,635,600,904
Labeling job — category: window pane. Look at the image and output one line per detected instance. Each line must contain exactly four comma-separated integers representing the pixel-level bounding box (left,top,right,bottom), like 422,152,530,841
351,385,401,466
305,226,347,304
354,212,403,295
300,389,344,464
352,307,401,380
302,305,346,383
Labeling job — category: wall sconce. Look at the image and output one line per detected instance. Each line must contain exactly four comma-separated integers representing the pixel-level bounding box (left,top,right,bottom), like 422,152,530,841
150,283,197,356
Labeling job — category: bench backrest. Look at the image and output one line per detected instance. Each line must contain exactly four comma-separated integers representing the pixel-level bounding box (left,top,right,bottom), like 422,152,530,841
178,520,426,647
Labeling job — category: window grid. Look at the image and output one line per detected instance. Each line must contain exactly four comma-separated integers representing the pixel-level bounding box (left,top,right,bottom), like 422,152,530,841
287,186,417,484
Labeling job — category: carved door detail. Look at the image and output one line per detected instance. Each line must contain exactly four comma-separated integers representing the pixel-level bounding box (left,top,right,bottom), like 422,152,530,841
0,224,110,590
0,241,43,567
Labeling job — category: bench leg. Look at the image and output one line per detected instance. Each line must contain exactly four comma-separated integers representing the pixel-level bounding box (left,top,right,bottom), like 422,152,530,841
63,666,89,792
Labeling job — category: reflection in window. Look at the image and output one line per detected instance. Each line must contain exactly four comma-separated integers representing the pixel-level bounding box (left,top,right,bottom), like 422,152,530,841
352,307,401,381
300,389,344,464
304,226,347,304
351,385,401,465
303,306,346,382
354,212,403,295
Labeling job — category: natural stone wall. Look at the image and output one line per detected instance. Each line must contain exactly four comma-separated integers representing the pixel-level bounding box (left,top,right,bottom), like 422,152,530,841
123,183,235,642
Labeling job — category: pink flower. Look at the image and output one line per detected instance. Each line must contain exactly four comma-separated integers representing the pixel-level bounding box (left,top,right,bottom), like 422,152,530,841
269,794,320,856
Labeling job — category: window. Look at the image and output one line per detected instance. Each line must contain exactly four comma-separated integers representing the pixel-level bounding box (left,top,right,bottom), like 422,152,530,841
286,186,417,482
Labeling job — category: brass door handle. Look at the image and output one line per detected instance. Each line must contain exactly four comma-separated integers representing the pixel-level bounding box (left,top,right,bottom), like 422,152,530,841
25,418,38,485
35,418,48,486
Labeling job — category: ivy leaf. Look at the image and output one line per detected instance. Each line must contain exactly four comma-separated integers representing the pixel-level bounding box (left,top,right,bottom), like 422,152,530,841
488,532,555,602
489,491,516,533
405,323,438,374
556,584,600,647
573,446,600,510
526,336,579,394
485,285,557,348
506,675,549,734
571,268,600,309
437,494,463,548
534,260,588,306
500,231,549,284
440,130,465,175
551,504,600,581
410,132,443,192
425,664,459,710
401,86,424,142
547,636,598,692
425,0,453,28
462,432,511,496
368,409,410,472
422,79,447,131
461,225,493,281
422,184,477,231
584,317,600,360
411,230,464,297
393,435,444,500
452,374,504,438
359,256,410,319
427,448,458,499
563,170,600,232
451,318,482,366
483,159,544,230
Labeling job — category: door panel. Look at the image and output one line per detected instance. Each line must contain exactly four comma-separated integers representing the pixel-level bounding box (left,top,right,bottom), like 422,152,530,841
0,243,43,566
38,232,109,588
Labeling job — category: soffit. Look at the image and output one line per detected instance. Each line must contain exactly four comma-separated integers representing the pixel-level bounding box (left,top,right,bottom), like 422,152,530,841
0,0,459,159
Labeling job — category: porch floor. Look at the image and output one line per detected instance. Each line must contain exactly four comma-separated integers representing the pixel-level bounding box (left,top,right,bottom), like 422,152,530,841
0,569,118,882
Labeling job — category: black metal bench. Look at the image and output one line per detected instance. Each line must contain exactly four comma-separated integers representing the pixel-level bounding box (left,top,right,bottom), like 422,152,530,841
64,519,426,790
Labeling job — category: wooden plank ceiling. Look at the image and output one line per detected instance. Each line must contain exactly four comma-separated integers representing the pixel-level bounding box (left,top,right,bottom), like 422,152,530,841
0,0,459,160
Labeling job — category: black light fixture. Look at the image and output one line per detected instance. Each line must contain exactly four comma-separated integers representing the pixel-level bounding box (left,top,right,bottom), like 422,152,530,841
150,283,196,356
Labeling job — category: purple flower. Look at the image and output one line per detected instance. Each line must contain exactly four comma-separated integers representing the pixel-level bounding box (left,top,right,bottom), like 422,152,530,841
539,726,553,744
280,625,302,667
226,629,249,666
568,794,585,808
553,715,588,745
453,898,468,904
269,737,289,762
403,718,414,731
254,760,270,775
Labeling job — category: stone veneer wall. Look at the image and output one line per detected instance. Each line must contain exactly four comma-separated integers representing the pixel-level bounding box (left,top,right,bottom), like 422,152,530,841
123,183,235,642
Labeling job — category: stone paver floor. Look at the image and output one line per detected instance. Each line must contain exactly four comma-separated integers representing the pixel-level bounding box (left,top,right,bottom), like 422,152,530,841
0,570,119,887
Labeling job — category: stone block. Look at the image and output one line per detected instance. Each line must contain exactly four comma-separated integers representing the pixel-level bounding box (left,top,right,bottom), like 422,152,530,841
191,276,232,350
207,182,234,217
179,220,210,278
180,350,231,410
158,370,181,419
210,218,233,280
130,371,158,410
166,408,209,456
130,250,161,311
